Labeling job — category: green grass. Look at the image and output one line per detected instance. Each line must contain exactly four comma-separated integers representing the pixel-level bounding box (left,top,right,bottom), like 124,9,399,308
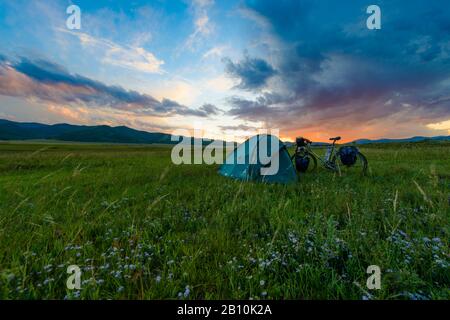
0,141,448,300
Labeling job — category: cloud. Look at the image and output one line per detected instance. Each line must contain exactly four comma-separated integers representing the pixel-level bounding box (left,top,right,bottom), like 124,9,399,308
226,93,286,122
219,124,258,131
183,0,214,51
152,79,203,106
426,119,450,134
199,103,222,115
204,74,235,92
223,55,277,91
224,0,450,139
44,103,178,133
0,56,212,118
59,29,164,74
202,45,228,60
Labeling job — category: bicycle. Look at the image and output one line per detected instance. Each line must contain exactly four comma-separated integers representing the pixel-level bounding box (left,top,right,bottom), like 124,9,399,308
290,136,368,175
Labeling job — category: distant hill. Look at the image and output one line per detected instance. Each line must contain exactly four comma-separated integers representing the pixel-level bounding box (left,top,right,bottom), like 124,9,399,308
353,136,450,144
285,135,450,146
1,119,449,145
0,119,176,144
284,141,330,147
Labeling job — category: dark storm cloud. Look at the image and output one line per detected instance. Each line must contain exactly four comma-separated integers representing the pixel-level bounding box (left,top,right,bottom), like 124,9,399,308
229,0,450,133
0,57,213,118
223,55,277,91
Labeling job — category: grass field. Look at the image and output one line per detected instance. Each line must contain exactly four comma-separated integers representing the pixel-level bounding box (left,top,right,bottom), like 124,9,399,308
0,141,448,300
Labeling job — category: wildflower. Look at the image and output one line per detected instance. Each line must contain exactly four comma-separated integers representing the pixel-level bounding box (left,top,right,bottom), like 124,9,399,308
155,275,162,283
288,232,298,244
259,280,265,287
183,286,190,298
117,286,124,293
82,279,91,286
261,291,267,297
398,230,407,237
99,263,110,270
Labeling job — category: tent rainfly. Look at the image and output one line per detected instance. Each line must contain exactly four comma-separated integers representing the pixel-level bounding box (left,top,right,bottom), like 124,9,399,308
218,134,297,184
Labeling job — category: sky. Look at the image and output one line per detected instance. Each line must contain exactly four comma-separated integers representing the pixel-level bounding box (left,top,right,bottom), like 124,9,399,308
0,0,449,142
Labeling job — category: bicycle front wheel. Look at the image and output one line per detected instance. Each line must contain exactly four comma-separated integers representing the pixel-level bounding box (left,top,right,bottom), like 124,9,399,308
306,152,318,172
294,152,317,173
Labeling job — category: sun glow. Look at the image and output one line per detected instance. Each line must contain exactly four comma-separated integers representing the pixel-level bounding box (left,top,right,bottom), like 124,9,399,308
427,119,450,134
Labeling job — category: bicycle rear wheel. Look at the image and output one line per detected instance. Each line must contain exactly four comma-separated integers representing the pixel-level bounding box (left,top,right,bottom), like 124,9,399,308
356,151,368,175
334,151,368,175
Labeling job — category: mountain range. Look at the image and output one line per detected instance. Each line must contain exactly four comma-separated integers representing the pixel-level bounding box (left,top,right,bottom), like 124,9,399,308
0,119,449,145
0,119,175,144
352,136,450,144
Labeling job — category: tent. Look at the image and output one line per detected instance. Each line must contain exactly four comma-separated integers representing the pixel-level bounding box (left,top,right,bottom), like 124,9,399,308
218,134,297,184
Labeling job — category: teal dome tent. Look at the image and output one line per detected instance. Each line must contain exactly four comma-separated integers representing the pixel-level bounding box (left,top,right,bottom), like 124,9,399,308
219,134,297,184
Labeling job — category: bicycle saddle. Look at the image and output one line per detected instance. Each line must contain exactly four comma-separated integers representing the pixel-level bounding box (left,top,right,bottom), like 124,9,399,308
329,136,341,141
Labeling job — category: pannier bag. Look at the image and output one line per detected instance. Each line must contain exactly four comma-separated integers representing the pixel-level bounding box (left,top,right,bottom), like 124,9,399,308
296,137,308,147
338,146,358,166
295,155,310,172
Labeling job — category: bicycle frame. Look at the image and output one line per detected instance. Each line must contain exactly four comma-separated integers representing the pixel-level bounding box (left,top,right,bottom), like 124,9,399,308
292,136,367,175
302,141,338,167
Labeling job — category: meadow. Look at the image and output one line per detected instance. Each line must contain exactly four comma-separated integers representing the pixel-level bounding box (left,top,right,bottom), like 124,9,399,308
0,141,448,300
